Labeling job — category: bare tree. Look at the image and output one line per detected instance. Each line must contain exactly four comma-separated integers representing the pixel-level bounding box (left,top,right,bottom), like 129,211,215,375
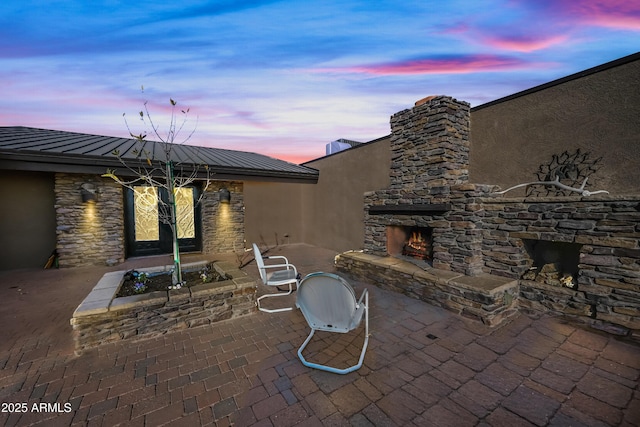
103,94,210,285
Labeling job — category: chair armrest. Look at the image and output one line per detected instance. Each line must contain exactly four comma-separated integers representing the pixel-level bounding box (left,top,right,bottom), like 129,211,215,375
265,255,290,263
263,263,297,274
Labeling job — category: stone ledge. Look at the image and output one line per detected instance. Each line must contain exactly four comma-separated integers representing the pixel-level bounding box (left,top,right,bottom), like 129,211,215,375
109,291,168,311
70,260,257,354
450,274,518,296
478,195,640,204
336,251,518,327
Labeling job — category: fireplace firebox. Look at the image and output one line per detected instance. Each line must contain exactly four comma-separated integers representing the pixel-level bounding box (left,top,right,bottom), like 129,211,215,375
387,226,433,261
521,240,582,289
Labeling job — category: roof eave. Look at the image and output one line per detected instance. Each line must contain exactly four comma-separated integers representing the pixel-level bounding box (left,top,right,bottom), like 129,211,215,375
0,150,319,184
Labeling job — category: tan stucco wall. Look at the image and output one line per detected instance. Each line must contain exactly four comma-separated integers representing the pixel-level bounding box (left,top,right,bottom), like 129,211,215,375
243,138,390,252
0,170,56,270
469,57,640,195
244,181,304,247
301,138,391,252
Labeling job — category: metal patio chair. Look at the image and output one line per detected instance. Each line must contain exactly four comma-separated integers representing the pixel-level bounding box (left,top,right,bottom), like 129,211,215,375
253,243,299,313
296,272,369,374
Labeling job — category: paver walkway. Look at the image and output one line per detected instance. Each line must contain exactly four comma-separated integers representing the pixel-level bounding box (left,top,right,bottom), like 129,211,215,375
0,244,639,426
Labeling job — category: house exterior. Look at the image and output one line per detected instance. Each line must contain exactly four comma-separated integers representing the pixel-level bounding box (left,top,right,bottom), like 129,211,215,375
0,127,318,270
244,51,640,251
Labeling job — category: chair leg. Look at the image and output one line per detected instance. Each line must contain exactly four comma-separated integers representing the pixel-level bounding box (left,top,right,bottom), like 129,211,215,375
297,300,369,375
256,282,294,313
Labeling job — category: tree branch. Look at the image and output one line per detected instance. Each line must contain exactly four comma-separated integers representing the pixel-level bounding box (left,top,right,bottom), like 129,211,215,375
493,176,610,197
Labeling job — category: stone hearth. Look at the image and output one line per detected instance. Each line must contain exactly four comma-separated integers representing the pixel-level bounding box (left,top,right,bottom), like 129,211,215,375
336,95,640,334
338,251,518,326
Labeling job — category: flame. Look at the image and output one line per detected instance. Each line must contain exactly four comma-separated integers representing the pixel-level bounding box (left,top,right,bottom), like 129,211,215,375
402,228,431,261
407,231,427,250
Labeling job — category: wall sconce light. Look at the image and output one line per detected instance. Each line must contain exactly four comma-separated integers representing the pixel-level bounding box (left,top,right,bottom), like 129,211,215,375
80,183,97,203
219,188,231,204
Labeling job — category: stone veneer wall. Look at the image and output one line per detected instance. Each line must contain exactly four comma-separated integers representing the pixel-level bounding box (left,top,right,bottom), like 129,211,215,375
54,173,125,267
388,95,470,194
479,195,640,332
55,175,245,267
201,181,245,253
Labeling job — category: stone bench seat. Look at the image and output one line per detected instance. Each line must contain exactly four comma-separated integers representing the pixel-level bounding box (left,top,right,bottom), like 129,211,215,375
335,251,519,327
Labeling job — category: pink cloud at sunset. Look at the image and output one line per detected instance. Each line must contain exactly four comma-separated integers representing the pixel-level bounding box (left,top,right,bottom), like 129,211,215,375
552,0,640,31
477,35,570,53
0,0,637,164
315,55,538,76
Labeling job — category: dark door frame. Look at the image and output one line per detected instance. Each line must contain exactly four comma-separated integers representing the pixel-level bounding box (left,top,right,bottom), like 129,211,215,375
123,185,202,258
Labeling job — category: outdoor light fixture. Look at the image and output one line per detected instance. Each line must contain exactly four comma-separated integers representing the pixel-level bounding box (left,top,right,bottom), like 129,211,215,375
219,188,231,204
80,183,97,202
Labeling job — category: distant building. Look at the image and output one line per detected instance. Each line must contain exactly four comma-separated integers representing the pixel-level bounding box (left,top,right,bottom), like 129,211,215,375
325,138,363,156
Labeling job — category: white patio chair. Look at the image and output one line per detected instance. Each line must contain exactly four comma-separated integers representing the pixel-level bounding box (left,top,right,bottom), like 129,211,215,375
253,243,299,313
296,272,369,374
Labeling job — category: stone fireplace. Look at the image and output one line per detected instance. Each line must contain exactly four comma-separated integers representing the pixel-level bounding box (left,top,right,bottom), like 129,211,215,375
336,95,640,335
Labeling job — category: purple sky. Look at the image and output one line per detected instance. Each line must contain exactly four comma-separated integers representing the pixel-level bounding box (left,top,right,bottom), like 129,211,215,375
1,0,638,163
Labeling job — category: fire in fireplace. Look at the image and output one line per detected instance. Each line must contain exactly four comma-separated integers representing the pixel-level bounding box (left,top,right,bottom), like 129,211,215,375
403,228,432,260
387,226,432,261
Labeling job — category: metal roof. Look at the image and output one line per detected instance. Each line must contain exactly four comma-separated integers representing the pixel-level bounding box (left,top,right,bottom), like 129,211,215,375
0,126,318,183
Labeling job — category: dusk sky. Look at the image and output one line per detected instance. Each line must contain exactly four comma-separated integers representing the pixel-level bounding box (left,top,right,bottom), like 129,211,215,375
1,1,638,164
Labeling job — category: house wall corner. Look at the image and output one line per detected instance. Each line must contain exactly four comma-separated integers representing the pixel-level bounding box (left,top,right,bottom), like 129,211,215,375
54,173,125,267
202,181,245,254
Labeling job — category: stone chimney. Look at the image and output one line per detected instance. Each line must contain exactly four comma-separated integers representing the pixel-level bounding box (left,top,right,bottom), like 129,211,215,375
364,95,482,275
389,96,470,200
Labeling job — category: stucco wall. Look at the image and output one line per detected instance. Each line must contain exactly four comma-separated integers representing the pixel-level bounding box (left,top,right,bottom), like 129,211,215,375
301,138,391,253
243,181,304,247
244,139,390,252
0,170,56,270
469,56,640,195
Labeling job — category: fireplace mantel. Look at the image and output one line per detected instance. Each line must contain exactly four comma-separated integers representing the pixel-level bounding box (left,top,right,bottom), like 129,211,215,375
368,203,451,215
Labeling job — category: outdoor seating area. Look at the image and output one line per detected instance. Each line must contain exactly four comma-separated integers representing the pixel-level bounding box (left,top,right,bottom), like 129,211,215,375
1,244,639,426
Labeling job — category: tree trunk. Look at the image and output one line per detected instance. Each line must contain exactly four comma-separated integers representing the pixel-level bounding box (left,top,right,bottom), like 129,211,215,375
166,161,183,285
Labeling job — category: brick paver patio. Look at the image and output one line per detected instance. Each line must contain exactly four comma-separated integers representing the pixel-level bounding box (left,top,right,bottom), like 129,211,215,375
1,244,639,426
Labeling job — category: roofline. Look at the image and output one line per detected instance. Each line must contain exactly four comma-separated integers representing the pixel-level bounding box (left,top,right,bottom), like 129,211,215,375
471,51,640,112
0,150,319,184
302,134,391,165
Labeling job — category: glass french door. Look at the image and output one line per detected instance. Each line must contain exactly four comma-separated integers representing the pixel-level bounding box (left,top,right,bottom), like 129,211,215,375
124,185,202,257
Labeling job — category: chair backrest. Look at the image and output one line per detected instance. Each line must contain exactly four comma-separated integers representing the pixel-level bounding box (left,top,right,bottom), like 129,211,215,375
296,273,358,333
252,243,267,284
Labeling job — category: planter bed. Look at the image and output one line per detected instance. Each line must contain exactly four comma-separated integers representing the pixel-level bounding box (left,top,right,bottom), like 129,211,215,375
70,260,257,354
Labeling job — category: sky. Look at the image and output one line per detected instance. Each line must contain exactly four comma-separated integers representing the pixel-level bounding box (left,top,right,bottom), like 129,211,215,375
1,1,638,164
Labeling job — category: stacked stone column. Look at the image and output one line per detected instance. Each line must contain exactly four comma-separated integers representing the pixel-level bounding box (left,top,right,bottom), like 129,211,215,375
54,173,125,267
364,96,485,275
388,95,470,194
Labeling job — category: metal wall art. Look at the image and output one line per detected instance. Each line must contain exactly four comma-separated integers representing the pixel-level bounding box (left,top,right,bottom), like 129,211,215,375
494,149,609,197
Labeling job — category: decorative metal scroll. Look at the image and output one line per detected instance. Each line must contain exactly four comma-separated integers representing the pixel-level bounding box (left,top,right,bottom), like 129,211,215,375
494,149,609,197
134,186,160,241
